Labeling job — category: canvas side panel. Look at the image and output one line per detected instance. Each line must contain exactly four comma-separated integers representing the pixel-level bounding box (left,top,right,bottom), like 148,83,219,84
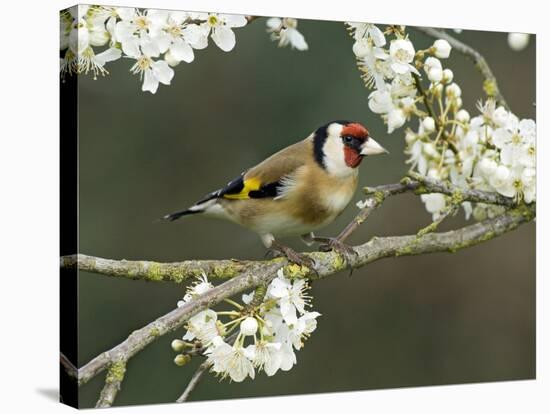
60,71,79,408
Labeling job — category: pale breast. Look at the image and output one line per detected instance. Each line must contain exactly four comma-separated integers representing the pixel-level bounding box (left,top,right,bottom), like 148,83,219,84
217,165,358,237
322,185,356,213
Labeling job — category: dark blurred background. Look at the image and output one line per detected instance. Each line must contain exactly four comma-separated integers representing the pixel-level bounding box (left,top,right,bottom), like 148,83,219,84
74,15,535,408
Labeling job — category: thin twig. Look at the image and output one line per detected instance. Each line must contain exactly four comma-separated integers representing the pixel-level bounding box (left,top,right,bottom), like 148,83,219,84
415,27,509,109
176,330,240,402
336,174,517,243
412,73,440,129
176,361,211,403
416,204,459,237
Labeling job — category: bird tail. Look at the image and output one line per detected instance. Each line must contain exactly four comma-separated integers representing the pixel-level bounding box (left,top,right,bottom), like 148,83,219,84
161,208,201,221
161,198,216,222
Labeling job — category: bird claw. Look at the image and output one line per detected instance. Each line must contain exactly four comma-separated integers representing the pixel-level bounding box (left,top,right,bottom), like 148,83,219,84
268,243,317,276
319,238,358,276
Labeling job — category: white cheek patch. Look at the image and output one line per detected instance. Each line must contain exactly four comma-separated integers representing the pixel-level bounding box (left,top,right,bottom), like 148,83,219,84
323,125,355,177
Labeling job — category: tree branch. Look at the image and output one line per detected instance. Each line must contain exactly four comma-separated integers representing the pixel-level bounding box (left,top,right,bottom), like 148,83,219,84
62,178,533,408
60,254,251,284
95,361,126,408
60,352,78,380
67,203,534,389
61,176,517,285
414,26,509,109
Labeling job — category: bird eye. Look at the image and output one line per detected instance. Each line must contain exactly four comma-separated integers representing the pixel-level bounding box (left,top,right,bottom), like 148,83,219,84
343,136,354,144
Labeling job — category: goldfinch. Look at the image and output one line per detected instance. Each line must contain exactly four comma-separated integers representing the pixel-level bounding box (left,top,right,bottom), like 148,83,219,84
163,120,388,267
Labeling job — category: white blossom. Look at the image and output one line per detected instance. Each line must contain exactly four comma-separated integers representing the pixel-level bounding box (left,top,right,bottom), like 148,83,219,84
182,309,220,344
387,38,419,75
508,33,530,51
240,317,259,336
130,53,174,94
422,117,436,133
348,22,386,47
178,273,213,306
207,337,255,382
190,12,248,52
455,109,470,123
248,341,283,376
287,311,321,350
442,68,454,83
267,18,308,51
387,108,407,133
351,25,536,220
368,88,393,114
267,269,309,325
424,57,442,83
432,39,452,58
60,6,257,92
421,193,447,221
446,83,462,98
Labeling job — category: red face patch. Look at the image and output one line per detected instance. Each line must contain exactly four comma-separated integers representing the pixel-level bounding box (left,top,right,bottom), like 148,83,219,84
344,146,363,168
341,122,369,139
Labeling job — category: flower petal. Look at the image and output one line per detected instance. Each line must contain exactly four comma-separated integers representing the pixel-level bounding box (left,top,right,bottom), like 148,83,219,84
370,25,386,47
115,7,136,21
170,38,194,63
184,24,210,49
94,47,122,65
266,17,282,30
222,14,248,28
152,60,174,85
288,29,308,51
142,69,159,94
211,26,236,52
140,35,160,57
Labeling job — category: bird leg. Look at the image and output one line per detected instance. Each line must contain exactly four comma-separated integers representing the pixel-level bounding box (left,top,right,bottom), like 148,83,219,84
268,240,317,272
304,235,358,274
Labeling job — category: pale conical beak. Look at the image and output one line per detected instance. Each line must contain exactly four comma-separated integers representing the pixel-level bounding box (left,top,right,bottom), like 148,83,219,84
360,137,389,156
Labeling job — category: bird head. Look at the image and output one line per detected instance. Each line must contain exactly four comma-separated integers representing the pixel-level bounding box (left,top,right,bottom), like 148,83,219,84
313,120,388,177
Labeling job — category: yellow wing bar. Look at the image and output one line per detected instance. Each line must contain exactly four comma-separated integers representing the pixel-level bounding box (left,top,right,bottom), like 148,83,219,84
223,177,262,200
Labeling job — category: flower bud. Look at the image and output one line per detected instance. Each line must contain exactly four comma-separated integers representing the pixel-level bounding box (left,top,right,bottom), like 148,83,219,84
433,39,452,58
171,339,186,353
442,68,453,84
473,205,488,221
423,142,438,157
446,83,462,98
422,117,436,133
427,67,443,83
432,83,443,98
174,354,191,366
507,33,530,51
240,317,258,336
164,50,181,67
405,131,417,145
455,109,470,123
424,56,442,73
